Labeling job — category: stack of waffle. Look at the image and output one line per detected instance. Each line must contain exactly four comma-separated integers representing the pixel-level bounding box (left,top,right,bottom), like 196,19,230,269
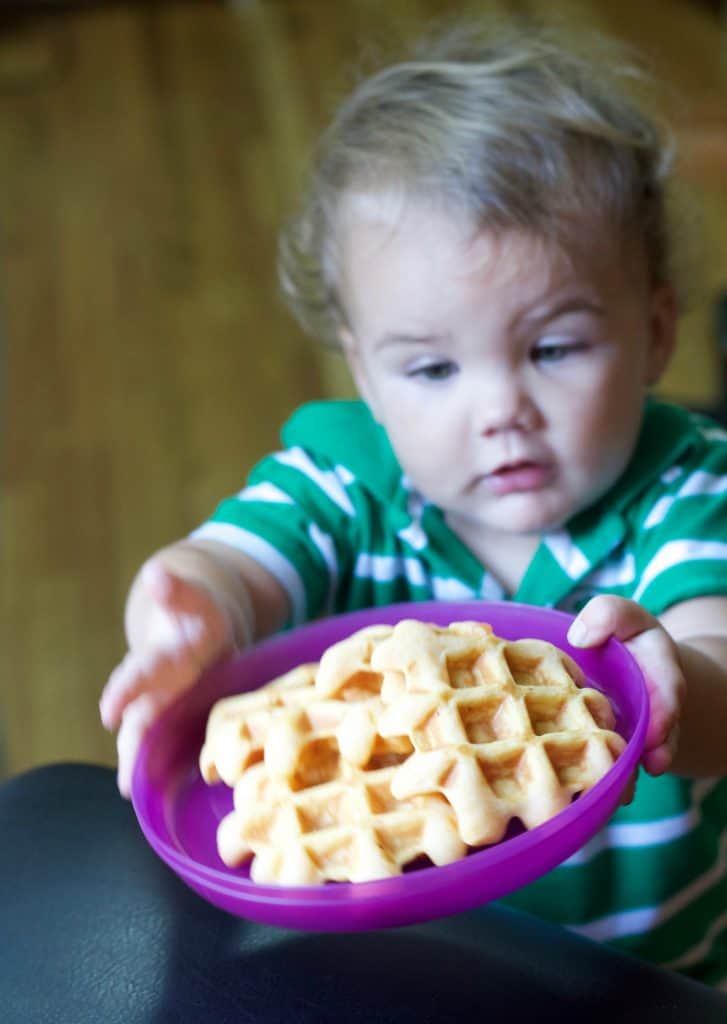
199,620,625,885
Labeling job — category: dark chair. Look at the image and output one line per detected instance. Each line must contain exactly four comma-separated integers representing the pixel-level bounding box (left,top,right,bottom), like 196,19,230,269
2,762,727,1024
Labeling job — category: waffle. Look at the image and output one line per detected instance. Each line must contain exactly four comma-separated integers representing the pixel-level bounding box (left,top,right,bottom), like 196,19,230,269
372,620,626,845
216,758,466,884
200,664,320,786
200,619,625,884
200,624,416,787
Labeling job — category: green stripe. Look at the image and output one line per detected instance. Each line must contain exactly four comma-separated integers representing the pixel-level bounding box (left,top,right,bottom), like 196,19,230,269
613,774,697,822
638,563,727,615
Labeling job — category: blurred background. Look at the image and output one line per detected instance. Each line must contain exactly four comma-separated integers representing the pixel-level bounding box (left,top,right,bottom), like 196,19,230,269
1,0,726,783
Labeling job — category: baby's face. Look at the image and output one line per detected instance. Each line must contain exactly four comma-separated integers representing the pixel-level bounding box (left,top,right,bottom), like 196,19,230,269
337,195,676,541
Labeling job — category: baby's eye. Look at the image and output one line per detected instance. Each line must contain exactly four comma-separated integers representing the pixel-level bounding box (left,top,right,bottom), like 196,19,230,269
531,339,589,364
407,360,458,381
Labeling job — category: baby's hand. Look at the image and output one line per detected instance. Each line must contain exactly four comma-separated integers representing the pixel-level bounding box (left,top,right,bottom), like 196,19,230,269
100,560,236,797
567,595,685,776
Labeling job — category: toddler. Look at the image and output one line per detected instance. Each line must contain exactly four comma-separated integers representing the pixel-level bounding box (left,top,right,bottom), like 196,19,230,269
101,19,727,986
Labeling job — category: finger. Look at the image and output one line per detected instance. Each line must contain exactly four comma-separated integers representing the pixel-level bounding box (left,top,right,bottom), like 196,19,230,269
100,652,146,730
140,559,177,602
619,770,638,806
116,690,176,798
141,562,233,654
100,646,195,731
142,560,219,621
642,742,672,777
642,724,680,777
567,595,658,648
629,631,686,750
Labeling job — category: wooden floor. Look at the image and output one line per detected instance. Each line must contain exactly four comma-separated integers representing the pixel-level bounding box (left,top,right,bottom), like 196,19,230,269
1,0,727,781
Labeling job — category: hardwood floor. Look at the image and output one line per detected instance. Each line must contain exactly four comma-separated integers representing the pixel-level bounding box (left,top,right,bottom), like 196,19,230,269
1,0,726,780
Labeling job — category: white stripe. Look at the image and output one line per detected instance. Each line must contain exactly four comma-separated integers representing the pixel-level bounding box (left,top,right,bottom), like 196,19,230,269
308,523,338,613
661,466,683,485
675,469,727,498
643,470,727,529
236,482,294,504
398,521,428,551
568,905,661,943
564,780,718,866
556,554,636,614
569,830,727,943
398,480,430,551
354,552,428,587
190,522,307,624
701,427,727,443
643,496,674,530
564,808,699,866
480,573,506,602
353,554,482,602
543,531,590,579
402,476,427,515
557,555,636,612
431,576,478,601
633,540,727,601
273,448,355,516
581,552,636,588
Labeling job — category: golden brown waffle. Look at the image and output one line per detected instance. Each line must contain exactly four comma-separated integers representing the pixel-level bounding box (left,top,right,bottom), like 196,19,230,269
199,658,411,788
200,619,625,884
372,620,626,845
216,759,466,884
200,664,320,786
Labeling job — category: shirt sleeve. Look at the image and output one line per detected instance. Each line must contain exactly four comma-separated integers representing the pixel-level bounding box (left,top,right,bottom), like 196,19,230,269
190,445,358,625
631,427,727,614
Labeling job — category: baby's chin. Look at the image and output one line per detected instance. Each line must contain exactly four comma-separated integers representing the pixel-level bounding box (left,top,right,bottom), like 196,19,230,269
445,502,568,542
481,493,575,536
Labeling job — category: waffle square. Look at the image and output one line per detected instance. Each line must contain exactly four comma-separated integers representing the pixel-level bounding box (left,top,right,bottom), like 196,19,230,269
200,620,625,885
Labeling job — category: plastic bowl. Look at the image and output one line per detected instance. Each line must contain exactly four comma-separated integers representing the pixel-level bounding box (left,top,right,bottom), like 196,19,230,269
131,601,648,931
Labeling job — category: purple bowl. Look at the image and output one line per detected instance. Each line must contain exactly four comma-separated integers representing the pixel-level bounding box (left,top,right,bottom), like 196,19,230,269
131,601,648,931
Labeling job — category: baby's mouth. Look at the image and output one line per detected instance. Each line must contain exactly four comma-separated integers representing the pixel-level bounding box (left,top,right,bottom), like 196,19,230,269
483,461,553,495
492,459,539,475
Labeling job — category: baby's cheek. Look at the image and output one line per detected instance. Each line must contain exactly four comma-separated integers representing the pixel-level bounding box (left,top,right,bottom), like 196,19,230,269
389,418,448,464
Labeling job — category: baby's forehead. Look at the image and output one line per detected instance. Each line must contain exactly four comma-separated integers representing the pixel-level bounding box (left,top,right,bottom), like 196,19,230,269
336,189,639,285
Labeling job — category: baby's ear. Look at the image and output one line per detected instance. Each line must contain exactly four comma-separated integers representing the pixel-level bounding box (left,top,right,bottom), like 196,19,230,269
338,328,382,421
338,327,361,385
645,283,678,386
338,326,356,356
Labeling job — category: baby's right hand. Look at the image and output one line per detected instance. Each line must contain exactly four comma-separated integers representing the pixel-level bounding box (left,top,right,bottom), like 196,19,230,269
100,560,236,797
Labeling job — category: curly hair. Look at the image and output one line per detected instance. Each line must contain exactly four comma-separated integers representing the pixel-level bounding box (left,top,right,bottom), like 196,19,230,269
278,17,682,348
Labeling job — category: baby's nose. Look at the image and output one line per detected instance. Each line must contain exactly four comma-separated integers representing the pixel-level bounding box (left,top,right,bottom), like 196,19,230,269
475,375,533,434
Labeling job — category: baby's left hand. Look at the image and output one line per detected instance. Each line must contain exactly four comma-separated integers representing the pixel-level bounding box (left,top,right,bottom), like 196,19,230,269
567,595,686,776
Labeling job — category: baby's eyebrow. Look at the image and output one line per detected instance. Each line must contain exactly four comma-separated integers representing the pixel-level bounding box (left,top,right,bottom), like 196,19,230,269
374,332,447,350
520,297,605,325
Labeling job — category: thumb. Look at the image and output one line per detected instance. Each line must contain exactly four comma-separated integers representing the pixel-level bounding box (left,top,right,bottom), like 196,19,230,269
140,560,211,615
139,559,232,646
141,559,179,604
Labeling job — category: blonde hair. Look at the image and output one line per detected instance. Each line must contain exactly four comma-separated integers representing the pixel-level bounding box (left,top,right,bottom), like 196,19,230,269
279,18,680,347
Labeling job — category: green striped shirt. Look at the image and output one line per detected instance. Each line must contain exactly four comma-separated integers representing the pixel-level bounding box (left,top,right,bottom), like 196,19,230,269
193,397,727,986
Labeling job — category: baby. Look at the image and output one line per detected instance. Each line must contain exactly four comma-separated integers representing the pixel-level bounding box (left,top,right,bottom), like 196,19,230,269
100,19,727,986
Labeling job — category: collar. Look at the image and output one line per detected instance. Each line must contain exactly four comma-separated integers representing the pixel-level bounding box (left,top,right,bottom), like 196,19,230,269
515,399,700,606
281,399,406,506
282,397,703,606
